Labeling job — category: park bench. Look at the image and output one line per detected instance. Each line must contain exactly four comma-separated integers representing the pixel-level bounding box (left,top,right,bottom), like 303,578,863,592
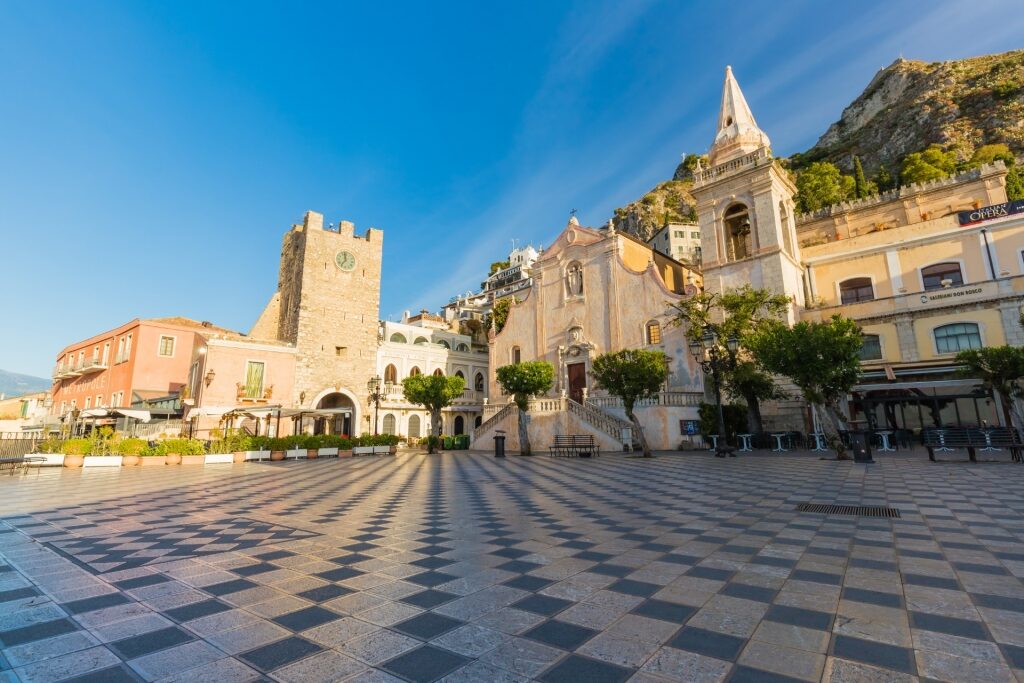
549,435,599,458
923,427,1023,463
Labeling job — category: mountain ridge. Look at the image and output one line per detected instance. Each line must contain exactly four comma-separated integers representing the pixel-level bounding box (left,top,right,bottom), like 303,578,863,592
0,369,51,398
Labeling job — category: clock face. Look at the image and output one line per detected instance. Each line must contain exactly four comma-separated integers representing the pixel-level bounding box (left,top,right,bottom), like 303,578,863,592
335,250,356,271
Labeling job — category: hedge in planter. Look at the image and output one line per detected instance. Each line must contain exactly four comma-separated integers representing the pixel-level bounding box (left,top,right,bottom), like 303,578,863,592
117,438,148,466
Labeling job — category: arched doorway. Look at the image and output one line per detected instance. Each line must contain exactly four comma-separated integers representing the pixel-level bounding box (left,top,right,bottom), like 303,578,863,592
454,415,465,435
316,392,356,436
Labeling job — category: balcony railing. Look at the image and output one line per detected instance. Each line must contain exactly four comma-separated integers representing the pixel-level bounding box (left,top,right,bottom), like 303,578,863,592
78,359,108,374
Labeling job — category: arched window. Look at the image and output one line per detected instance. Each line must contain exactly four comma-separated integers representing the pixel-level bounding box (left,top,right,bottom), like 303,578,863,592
511,346,521,364
475,415,482,428
474,372,484,392
389,333,407,343
382,414,396,435
454,416,465,435
455,370,465,379
384,364,397,384
779,201,794,255
433,368,444,377
859,334,883,361
414,336,429,345
922,262,964,291
409,366,421,377
645,321,662,345
438,340,450,349
565,262,583,296
408,414,421,438
839,278,875,304
455,343,469,352
934,323,982,353
723,204,752,262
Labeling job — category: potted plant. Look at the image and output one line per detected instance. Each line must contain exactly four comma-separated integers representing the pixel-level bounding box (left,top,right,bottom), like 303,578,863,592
303,434,320,459
117,438,147,466
205,431,237,464
32,437,65,467
140,442,167,466
177,438,207,465
61,438,90,468
245,436,272,461
285,436,306,460
231,434,251,463
318,434,339,458
268,437,287,461
83,428,123,467
162,438,192,465
337,436,353,458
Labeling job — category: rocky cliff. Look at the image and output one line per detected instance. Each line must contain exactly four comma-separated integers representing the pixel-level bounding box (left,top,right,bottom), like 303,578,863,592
612,49,1024,241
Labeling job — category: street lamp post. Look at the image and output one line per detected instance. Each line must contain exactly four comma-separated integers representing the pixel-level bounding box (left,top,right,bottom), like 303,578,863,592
689,328,740,458
366,376,383,436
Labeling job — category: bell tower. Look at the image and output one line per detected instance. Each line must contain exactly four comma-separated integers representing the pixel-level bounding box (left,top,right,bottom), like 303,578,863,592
690,66,804,321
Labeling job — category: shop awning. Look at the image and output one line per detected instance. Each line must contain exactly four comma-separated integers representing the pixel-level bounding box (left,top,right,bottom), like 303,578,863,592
78,408,153,423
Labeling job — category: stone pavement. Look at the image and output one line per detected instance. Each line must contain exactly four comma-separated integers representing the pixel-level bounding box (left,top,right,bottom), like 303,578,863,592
0,451,1022,682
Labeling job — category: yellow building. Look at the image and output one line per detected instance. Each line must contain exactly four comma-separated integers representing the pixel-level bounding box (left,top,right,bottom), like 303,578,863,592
694,66,1024,432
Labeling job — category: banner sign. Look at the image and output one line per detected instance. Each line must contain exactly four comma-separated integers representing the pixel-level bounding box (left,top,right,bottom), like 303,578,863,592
958,199,1024,226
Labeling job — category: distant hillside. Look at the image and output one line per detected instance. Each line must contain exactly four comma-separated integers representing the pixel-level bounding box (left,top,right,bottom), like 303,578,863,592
612,49,1024,240
0,370,50,398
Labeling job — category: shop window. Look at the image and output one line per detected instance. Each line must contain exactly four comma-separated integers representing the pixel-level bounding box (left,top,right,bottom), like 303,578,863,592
858,335,883,361
839,277,875,304
922,262,964,291
934,323,982,353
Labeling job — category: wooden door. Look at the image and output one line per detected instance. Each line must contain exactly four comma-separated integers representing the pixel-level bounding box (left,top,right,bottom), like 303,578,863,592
568,363,587,404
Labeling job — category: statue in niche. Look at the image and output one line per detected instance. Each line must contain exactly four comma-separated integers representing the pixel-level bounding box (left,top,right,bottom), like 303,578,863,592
566,263,583,296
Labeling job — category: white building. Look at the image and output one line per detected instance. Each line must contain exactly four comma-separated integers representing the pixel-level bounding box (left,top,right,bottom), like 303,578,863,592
442,244,541,327
375,313,489,439
648,222,702,265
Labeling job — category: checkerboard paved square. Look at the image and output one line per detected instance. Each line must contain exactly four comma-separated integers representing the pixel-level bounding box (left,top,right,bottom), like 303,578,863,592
0,451,1022,681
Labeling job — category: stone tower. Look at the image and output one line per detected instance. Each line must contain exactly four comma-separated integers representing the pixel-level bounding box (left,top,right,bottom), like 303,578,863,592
690,66,805,321
253,210,383,433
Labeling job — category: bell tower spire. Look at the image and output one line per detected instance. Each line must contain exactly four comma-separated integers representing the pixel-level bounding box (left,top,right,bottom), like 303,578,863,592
708,66,771,166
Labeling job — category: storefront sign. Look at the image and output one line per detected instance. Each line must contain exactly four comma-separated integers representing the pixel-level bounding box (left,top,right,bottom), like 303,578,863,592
958,199,1024,226
919,286,984,304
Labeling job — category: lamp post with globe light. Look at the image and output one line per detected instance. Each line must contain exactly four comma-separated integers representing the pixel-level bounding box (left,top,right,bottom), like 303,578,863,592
366,376,383,436
688,329,740,457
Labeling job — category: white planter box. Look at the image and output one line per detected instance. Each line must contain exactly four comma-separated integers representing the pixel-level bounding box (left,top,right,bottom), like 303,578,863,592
83,456,123,467
352,446,375,456
285,448,306,459
204,453,233,464
28,453,64,466
319,447,339,457
373,446,391,455
245,450,271,461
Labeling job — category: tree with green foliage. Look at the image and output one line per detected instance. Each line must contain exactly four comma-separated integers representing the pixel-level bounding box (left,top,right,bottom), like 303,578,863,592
667,286,790,434
900,144,958,185
796,161,851,212
495,361,554,456
874,164,895,192
488,260,510,276
402,374,466,453
485,297,516,334
1007,166,1024,201
968,143,1015,168
747,315,863,459
852,156,877,198
590,349,670,457
956,346,1024,432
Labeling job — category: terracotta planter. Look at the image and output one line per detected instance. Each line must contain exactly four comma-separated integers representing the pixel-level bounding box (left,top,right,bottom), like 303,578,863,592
63,454,84,468
389,446,398,455
166,453,182,465
338,449,353,458
122,455,140,467
307,449,318,459
180,455,205,465
270,450,285,461
140,456,166,466
233,451,246,463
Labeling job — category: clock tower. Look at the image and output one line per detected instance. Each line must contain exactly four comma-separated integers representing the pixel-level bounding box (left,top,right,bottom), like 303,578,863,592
252,210,383,430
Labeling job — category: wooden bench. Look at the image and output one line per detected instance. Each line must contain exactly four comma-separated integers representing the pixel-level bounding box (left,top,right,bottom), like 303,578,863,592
549,435,599,458
923,428,1023,463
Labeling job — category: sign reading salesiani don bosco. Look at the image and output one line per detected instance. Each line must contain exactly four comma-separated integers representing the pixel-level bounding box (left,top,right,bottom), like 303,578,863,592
958,199,1024,226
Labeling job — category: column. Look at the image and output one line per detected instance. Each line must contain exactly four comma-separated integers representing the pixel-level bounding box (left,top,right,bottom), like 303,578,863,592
894,314,919,362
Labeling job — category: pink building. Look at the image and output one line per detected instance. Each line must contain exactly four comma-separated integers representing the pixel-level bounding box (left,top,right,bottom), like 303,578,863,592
50,318,237,419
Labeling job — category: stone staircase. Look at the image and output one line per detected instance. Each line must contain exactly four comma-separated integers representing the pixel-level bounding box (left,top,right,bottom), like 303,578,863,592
472,397,633,450
569,399,634,447
472,402,517,443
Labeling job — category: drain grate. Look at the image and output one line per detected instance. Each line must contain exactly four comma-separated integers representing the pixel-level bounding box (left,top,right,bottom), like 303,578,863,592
796,503,900,518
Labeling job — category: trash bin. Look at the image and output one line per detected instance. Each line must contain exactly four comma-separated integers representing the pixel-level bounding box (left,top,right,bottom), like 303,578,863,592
494,431,506,458
849,430,874,463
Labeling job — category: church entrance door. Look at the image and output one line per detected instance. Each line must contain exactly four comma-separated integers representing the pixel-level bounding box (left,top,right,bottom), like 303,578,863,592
568,363,587,404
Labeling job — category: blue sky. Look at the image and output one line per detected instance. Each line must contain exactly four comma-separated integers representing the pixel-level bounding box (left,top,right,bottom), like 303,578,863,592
2,1,1021,377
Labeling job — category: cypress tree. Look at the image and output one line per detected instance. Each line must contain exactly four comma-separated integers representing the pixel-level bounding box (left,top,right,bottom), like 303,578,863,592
853,156,869,198
875,164,894,192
